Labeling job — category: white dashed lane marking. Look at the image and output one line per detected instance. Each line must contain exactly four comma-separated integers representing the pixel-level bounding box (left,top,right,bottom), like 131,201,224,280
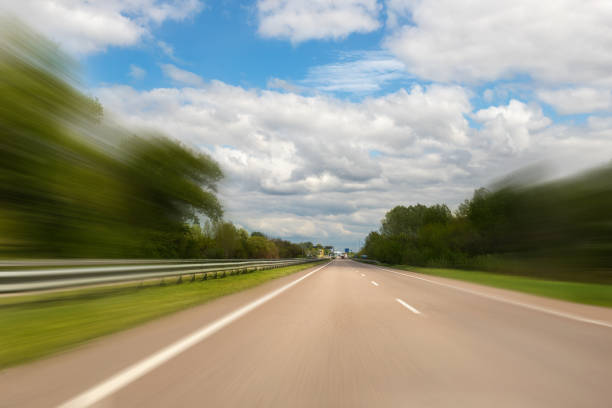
396,298,421,314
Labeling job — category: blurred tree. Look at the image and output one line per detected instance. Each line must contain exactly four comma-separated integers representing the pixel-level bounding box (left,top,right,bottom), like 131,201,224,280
0,21,223,258
247,235,279,259
271,238,303,258
362,165,612,282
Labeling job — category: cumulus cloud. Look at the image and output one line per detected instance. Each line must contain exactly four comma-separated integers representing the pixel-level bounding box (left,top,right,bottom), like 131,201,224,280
90,79,612,247
160,64,204,86
473,100,551,154
537,87,612,115
0,0,203,54
257,0,381,43
385,0,612,85
95,81,474,244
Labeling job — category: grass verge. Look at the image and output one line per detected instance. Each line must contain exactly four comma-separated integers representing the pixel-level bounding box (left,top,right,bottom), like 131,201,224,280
0,261,326,369
389,265,612,308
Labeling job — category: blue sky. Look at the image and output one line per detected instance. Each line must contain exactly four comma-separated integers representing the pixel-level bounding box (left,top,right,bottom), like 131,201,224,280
83,3,376,87
3,0,612,250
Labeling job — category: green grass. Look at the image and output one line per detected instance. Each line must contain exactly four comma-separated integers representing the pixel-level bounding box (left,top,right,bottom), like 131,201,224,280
389,265,612,308
0,261,326,369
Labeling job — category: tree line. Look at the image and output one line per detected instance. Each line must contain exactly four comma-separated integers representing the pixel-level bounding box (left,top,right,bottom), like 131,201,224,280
0,22,317,259
362,164,612,283
170,223,323,259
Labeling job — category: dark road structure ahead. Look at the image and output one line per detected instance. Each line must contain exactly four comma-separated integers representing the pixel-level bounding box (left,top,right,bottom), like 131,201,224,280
2,260,611,407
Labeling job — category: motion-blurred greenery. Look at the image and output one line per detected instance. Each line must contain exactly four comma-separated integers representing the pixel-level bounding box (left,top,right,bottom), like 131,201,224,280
0,21,223,258
362,165,612,284
0,21,316,259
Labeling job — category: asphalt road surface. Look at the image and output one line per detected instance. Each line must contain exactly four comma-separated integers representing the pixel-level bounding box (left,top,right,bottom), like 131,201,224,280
2,259,611,407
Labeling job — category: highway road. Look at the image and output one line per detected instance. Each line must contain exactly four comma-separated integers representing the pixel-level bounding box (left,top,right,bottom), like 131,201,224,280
1,259,611,407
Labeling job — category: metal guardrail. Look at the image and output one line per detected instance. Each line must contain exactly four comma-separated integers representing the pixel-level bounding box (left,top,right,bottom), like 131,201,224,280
0,258,323,294
0,258,305,268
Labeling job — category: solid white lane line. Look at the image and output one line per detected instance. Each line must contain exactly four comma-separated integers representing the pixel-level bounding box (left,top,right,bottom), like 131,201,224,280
373,266,612,329
58,262,331,408
371,281,379,286
396,298,421,314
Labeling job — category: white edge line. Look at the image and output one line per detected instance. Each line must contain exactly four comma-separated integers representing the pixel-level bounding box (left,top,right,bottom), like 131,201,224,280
372,265,612,329
371,281,379,286
58,262,331,408
396,298,421,314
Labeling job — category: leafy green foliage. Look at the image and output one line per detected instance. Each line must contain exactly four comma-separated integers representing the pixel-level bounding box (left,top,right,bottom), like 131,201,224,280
247,235,278,258
363,165,612,283
271,238,305,258
0,22,225,258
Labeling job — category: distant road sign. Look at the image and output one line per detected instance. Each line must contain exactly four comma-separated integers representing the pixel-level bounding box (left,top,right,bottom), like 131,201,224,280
345,248,349,253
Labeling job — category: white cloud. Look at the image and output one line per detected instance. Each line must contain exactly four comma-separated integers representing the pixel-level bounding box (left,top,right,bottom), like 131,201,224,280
537,87,612,115
473,100,551,154
129,64,146,80
257,0,381,43
302,51,407,93
385,0,612,85
0,0,203,54
91,80,612,248
587,116,612,132
95,81,473,247
160,64,204,86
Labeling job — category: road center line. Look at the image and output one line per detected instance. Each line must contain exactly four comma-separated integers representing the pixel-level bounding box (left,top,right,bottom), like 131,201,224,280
396,298,421,314
371,281,379,286
58,262,331,408
360,273,365,277
371,265,612,329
